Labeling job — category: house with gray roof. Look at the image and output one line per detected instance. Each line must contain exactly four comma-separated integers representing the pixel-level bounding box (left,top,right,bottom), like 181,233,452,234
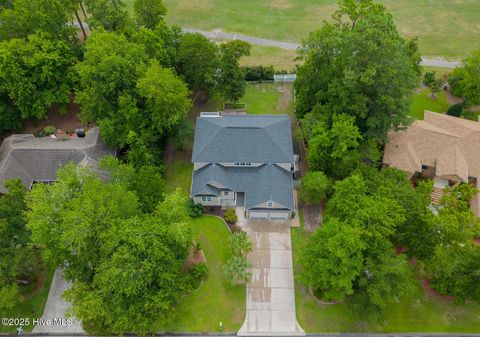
0,127,115,193
191,114,295,220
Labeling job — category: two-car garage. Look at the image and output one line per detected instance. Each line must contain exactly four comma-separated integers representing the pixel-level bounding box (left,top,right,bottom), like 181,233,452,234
248,210,290,220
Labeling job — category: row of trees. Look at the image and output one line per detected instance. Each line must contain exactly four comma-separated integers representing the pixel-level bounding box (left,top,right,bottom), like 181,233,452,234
0,0,251,167
297,0,480,318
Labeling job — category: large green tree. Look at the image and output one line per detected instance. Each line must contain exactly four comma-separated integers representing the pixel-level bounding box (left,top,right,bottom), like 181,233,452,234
0,179,30,311
0,0,77,42
27,165,198,335
301,170,416,316
295,0,420,143
84,0,130,31
75,31,148,147
450,50,480,105
136,60,191,135
133,0,166,29
177,33,219,94
0,32,78,119
218,40,251,103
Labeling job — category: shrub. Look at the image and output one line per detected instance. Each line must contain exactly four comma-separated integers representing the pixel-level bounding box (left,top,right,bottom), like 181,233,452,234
423,71,436,87
188,262,208,289
447,102,464,117
461,110,477,121
223,208,238,223
187,198,204,217
43,125,56,135
300,171,332,205
242,65,275,81
230,231,252,256
224,256,252,285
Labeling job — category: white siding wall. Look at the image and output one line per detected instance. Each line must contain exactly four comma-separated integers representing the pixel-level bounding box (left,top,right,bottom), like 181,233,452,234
193,196,220,206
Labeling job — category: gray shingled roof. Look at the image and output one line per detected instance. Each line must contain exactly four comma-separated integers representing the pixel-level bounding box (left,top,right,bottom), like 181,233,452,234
0,128,115,193
191,163,294,210
192,115,294,163
191,115,295,210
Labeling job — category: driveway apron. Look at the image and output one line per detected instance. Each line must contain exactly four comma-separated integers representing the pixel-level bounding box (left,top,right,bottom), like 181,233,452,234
238,220,305,336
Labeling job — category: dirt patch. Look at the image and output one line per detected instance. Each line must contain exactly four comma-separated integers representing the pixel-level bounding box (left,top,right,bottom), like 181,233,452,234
422,278,454,302
276,83,293,112
445,89,465,106
264,0,293,10
22,267,46,300
301,203,322,232
185,249,206,269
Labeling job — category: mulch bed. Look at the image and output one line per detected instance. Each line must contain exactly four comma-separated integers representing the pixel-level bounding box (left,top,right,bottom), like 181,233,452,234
202,207,240,232
184,249,207,269
422,278,454,302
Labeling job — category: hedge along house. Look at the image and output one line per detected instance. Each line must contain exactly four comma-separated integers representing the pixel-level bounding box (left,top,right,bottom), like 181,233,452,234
0,127,115,193
383,111,480,216
191,114,295,220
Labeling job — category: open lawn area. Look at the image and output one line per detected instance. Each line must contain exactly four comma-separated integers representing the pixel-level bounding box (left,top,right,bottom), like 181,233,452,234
243,83,294,115
155,216,245,332
409,88,450,120
134,0,480,60
291,227,480,333
0,264,55,333
163,158,193,196
240,45,299,71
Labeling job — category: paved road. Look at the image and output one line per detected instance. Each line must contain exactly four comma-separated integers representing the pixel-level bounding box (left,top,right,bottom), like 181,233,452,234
182,28,461,69
237,220,305,336
32,269,83,334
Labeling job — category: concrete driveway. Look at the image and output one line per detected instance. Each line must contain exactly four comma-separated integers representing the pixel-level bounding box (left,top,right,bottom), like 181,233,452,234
238,221,305,336
32,269,83,333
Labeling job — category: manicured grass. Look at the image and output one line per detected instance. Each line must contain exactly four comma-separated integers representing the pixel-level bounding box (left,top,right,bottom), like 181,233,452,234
409,88,450,120
243,83,293,115
132,0,480,60
291,227,480,333
241,45,299,71
164,159,193,196
155,216,245,332
0,264,55,333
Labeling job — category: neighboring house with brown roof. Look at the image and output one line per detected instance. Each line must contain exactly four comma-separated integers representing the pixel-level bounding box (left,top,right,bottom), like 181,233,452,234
0,127,115,193
383,111,480,216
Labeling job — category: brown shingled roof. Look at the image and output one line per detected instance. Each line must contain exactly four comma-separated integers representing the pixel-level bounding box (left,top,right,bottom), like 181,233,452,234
383,111,480,215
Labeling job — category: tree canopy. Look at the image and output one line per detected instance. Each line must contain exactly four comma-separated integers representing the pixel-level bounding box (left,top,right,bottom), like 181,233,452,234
295,0,420,144
450,50,480,105
133,0,166,29
218,40,251,103
26,164,199,335
0,32,78,119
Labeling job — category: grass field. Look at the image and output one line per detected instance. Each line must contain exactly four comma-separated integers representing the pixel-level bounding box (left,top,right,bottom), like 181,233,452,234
291,227,480,333
243,83,294,115
142,0,480,61
0,265,54,333
240,45,299,71
409,88,450,119
155,216,245,332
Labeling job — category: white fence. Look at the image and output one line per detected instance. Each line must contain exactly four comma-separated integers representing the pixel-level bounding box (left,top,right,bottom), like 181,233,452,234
274,74,297,83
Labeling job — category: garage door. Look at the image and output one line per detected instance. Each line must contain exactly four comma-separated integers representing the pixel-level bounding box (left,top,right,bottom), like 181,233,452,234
269,212,289,220
249,211,268,220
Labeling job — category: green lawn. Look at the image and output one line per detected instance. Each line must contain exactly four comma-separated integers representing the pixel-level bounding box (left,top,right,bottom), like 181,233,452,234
240,45,299,71
126,0,480,60
155,216,245,332
164,159,193,196
243,83,293,115
291,227,480,333
0,264,55,333
409,88,450,120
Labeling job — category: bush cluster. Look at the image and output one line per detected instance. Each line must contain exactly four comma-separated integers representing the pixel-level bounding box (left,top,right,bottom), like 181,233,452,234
187,198,204,217
223,208,238,223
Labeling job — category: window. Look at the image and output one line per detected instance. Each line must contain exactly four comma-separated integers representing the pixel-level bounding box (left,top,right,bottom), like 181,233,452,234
223,191,229,196
234,162,252,166
267,201,273,208
202,196,212,202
